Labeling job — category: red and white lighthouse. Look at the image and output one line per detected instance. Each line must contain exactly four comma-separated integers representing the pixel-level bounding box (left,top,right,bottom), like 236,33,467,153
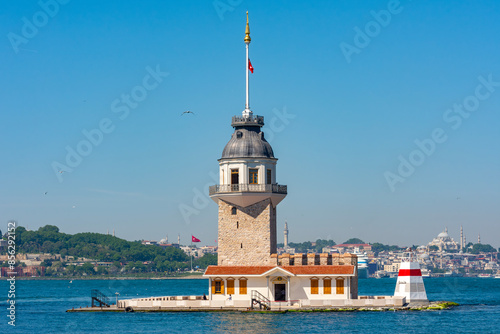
394,251,428,303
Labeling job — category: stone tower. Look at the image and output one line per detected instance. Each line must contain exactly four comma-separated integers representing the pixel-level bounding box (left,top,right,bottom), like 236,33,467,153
209,115,287,266
209,12,287,266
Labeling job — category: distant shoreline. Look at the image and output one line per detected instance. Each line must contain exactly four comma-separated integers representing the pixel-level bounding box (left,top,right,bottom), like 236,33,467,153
1,275,207,281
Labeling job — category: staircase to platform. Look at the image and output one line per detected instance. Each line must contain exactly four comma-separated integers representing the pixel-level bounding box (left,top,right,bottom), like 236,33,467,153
251,290,271,310
91,289,111,308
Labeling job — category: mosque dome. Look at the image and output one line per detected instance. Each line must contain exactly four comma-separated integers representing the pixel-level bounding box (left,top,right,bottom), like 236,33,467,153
438,231,449,238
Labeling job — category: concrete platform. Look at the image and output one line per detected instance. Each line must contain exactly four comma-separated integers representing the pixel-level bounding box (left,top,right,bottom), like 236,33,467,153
67,301,457,313
66,295,455,313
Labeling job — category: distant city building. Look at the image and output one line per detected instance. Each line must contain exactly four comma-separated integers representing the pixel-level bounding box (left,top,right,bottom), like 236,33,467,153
384,263,400,273
141,240,158,246
332,244,372,253
199,246,218,255
157,243,180,249
159,234,168,244
427,228,459,252
180,246,207,258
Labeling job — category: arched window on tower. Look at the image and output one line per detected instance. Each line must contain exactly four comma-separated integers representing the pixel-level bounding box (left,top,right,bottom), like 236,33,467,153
231,207,237,215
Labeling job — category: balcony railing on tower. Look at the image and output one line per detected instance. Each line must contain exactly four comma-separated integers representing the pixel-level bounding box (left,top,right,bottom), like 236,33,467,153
209,184,287,196
231,115,264,127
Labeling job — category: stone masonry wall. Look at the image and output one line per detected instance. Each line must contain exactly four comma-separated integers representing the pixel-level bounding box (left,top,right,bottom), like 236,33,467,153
217,199,276,266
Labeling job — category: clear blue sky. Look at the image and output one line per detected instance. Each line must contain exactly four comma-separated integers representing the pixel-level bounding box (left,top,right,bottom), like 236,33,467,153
1,0,499,248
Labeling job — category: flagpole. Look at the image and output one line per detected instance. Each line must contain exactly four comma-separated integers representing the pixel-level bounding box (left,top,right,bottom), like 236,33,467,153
246,43,249,111
244,11,251,116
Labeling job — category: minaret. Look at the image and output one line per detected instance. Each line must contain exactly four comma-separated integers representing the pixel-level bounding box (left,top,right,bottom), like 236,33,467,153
166,234,168,243
478,234,481,244
209,12,287,266
284,221,289,249
113,229,115,237
460,226,463,252
178,234,180,245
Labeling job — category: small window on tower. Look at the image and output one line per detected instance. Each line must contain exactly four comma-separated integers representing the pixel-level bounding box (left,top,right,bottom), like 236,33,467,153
266,169,272,184
249,169,258,184
241,243,243,248
231,169,239,185
236,221,239,229
236,131,243,139
231,207,237,215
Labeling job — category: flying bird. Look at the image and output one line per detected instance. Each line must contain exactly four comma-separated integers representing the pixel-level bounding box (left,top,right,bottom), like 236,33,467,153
181,111,195,116
44,192,48,195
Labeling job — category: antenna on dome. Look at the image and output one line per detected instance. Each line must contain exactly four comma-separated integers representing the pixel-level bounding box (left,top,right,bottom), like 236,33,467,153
243,11,253,118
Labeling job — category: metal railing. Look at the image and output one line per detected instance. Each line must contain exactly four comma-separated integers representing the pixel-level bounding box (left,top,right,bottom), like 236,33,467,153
91,289,110,307
231,115,264,126
209,184,287,195
400,252,416,262
251,290,271,310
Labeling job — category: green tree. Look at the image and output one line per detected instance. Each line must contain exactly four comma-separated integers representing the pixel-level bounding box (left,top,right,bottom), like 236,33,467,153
193,253,217,269
343,238,365,245
65,265,77,276
96,266,108,275
40,259,53,267
470,243,496,254
79,262,95,275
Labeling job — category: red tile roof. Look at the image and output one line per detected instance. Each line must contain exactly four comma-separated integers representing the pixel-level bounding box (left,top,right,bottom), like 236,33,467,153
204,265,355,276
283,265,355,275
204,266,274,276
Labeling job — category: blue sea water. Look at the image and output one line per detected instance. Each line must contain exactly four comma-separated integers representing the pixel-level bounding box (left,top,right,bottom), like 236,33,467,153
1,277,499,333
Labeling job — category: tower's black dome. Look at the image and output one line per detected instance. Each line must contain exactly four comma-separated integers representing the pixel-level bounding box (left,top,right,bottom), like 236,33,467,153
221,126,275,159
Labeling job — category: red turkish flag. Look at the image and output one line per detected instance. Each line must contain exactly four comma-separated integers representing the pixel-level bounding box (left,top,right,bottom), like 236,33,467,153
192,235,201,243
248,59,254,73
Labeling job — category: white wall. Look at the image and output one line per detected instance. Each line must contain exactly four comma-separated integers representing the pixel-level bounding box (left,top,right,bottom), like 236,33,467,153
210,277,270,301
219,158,277,185
209,275,351,302
289,276,350,301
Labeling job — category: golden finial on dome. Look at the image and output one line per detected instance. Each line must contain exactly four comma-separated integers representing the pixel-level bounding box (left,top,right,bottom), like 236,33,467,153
244,11,251,43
